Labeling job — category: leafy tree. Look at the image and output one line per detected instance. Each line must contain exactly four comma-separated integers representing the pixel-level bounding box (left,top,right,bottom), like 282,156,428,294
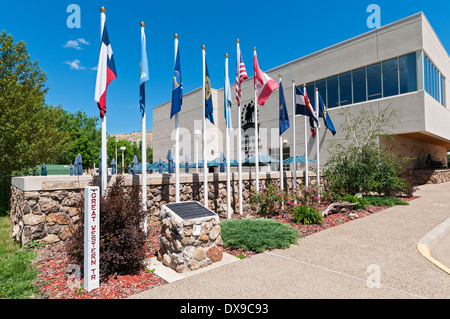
55,110,101,168
0,31,68,177
323,105,411,196
106,137,153,173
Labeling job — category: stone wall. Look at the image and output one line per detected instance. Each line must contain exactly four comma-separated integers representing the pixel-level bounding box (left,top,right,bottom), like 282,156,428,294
9,172,317,246
406,169,450,185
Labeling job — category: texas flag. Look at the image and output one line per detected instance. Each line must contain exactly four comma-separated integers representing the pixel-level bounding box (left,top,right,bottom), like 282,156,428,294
254,52,278,106
94,22,117,119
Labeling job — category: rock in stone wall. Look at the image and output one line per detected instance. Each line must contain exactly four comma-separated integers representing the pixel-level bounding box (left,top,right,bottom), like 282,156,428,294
10,187,82,246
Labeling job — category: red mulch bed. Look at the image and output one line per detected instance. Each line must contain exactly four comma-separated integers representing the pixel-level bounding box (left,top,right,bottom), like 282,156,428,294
33,196,418,299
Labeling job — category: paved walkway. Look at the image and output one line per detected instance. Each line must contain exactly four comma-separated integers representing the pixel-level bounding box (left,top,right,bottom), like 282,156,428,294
129,182,450,299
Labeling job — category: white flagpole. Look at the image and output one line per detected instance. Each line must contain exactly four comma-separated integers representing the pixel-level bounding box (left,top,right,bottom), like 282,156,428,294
140,22,148,233
174,34,180,203
278,75,284,192
253,47,259,193
303,84,309,188
315,88,321,202
100,7,107,198
236,40,243,215
292,79,297,190
225,54,232,219
202,45,208,208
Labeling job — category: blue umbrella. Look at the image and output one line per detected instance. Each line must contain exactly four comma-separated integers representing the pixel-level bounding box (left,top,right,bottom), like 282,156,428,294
137,162,151,173
219,152,225,172
283,155,315,163
70,163,74,176
41,164,47,176
74,154,83,176
99,152,107,176
185,155,190,173
128,164,132,174
110,158,116,175
188,159,212,168
132,155,139,175
243,154,279,166
167,150,174,173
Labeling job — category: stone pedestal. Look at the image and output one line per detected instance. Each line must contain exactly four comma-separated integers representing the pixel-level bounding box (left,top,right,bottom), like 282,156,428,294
157,201,223,273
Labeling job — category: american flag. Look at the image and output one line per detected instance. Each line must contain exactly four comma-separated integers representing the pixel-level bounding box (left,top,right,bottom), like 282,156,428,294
236,41,248,107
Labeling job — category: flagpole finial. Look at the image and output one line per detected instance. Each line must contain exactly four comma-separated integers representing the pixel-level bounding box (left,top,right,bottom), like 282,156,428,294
315,87,318,91
140,21,145,27
253,47,256,51
236,39,240,43
174,33,179,39
100,6,106,13
292,79,295,83
202,44,206,50
278,74,282,78
303,83,306,87
225,53,229,58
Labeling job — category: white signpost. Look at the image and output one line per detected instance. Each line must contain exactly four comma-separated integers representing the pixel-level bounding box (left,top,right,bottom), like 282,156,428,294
84,186,100,292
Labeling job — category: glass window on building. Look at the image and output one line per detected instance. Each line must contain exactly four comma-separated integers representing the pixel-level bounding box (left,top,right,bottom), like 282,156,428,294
424,53,445,106
382,57,399,97
399,53,417,94
315,78,327,106
367,62,382,100
327,75,339,108
339,71,352,106
352,67,367,103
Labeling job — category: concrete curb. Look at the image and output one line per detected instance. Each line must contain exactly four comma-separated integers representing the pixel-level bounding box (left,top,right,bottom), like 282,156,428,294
417,217,450,275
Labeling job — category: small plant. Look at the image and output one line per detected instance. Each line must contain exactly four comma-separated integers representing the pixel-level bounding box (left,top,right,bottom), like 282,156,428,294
363,195,409,207
250,183,285,217
66,175,147,280
339,194,370,209
221,218,299,253
292,205,322,225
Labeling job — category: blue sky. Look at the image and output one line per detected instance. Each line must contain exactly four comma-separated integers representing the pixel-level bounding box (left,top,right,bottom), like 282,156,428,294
1,0,450,135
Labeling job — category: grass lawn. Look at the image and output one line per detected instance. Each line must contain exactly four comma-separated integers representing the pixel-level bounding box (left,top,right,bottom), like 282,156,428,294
0,215,39,299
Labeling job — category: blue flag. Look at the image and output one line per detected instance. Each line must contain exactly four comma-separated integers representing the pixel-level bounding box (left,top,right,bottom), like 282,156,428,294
279,80,290,136
224,69,232,129
205,57,214,124
171,45,183,118
139,26,149,115
318,92,336,136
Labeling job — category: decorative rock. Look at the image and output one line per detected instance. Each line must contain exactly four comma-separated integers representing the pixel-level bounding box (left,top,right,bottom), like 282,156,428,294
193,248,206,261
23,214,46,226
47,213,70,226
206,246,223,263
199,232,209,241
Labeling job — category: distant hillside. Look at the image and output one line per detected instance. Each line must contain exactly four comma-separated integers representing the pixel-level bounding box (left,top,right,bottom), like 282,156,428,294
110,131,153,148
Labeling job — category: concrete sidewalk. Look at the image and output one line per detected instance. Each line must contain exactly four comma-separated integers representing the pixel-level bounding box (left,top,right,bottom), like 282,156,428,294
129,182,450,299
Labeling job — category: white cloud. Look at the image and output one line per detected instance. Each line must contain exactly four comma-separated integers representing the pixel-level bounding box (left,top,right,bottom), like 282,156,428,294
77,38,90,45
63,38,90,50
64,60,85,70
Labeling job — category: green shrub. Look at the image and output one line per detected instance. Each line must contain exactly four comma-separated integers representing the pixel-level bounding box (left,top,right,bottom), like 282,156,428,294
221,218,299,253
249,183,285,217
363,195,409,207
291,205,322,225
339,194,370,209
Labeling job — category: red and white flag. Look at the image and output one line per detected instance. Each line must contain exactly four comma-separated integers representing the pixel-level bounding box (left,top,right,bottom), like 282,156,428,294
94,21,117,119
254,52,278,106
236,42,248,107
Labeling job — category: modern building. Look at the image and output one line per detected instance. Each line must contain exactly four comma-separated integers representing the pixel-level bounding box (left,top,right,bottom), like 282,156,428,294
153,12,450,173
